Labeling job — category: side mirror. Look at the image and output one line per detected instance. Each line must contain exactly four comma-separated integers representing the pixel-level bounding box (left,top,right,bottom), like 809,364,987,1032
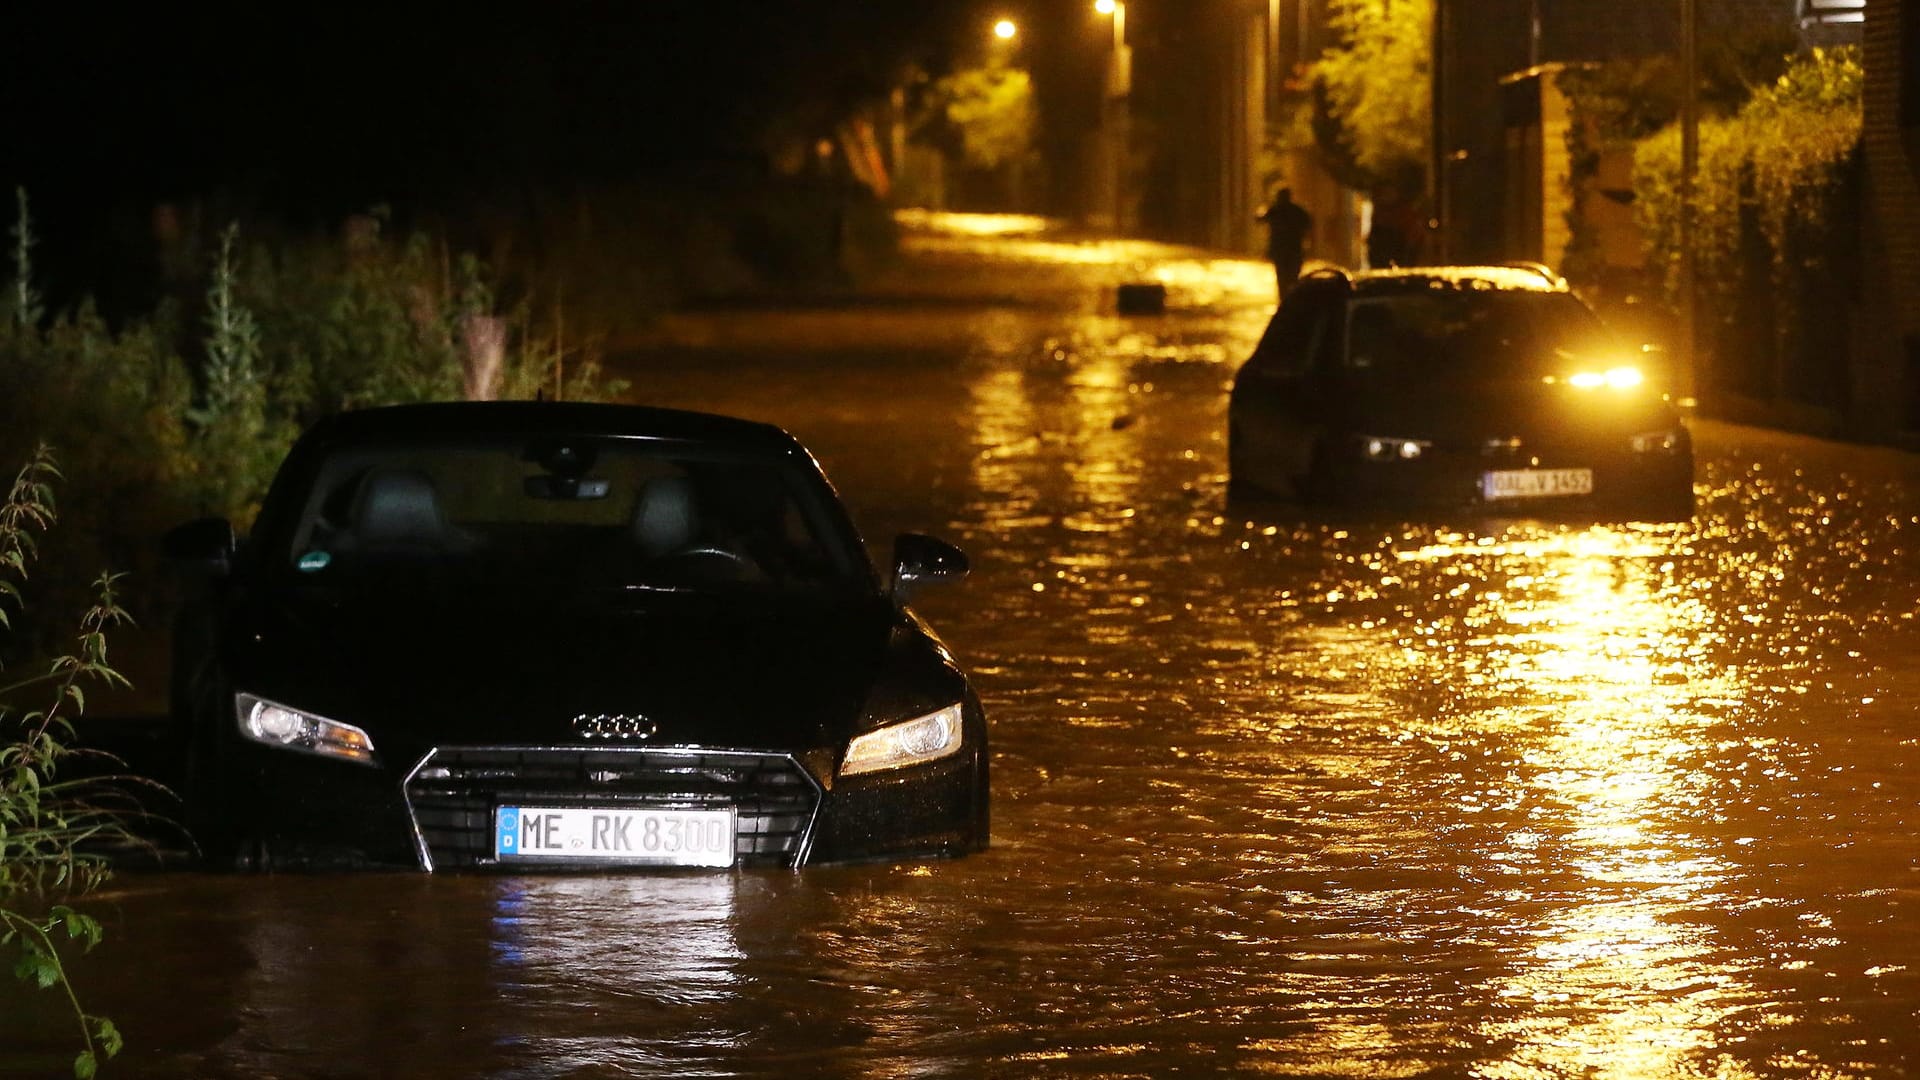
163,517,236,574
890,533,968,606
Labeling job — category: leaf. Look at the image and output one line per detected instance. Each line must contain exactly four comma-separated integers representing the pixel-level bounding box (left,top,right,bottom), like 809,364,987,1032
55,907,104,950
73,1049,97,1080
15,944,59,989
89,1016,122,1058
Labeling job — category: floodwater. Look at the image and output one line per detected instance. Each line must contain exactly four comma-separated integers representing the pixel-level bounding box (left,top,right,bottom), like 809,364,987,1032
8,214,1920,1077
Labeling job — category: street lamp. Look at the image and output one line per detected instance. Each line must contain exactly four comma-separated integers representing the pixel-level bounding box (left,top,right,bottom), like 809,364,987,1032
994,18,1017,40
1679,0,1699,400
1095,0,1131,232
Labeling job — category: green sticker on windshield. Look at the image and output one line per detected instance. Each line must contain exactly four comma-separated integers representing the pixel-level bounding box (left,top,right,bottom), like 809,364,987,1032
297,550,331,572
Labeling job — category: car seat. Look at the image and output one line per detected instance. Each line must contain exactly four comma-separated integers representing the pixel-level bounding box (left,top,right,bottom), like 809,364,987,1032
349,468,451,553
632,475,701,558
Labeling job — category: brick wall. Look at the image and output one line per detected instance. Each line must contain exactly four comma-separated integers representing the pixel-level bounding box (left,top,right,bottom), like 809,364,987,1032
1859,0,1920,438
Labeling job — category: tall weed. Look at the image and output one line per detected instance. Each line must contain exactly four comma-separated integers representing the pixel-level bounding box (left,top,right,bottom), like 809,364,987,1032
1,448,145,1079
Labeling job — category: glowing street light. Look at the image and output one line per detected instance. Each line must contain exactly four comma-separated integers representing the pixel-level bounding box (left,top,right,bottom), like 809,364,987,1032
1093,0,1131,232
993,18,1017,40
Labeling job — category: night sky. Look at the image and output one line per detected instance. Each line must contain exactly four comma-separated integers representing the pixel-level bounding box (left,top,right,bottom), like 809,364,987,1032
0,3,1028,313
2,4,984,213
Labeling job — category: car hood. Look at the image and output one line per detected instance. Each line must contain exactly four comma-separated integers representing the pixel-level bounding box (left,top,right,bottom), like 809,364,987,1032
226,586,923,759
1349,378,1681,443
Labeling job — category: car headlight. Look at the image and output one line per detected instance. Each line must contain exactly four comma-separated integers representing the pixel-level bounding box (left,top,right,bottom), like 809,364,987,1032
1562,366,1644,390
1361,435,1432,461
236,694,377,765
840,703,964,777
1629,428,1684,454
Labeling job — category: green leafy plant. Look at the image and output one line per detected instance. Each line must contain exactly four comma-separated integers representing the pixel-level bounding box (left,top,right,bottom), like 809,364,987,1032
184,223,286,525
1556,27,1807,287
1632,46,1862,397
235,220,622,416
0,195,196,649
1,447,138,1079
9,186,44,333
1309,0,1432,193
926,62,1037,173
2,192,624,638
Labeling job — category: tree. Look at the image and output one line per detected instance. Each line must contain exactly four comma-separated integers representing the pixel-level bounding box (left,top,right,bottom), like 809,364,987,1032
925,62,1038,173
1309,0,1433,194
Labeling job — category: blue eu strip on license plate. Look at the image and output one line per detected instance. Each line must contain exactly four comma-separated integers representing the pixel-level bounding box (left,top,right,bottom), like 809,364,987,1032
494,805,736,867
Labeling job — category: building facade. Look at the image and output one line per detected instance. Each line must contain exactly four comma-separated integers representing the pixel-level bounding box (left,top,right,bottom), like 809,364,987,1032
1857,0,1920,442
1124,0,1363,267
1435,0,1836,265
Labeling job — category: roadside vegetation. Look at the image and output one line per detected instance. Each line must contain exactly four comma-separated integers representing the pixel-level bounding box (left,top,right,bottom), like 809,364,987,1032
1307,0,1433,195
0,193,631,1073
1304,15,1862,409
1,192,626,630
0,448,139,1079
1630,46,1863,403
912,58,1040,210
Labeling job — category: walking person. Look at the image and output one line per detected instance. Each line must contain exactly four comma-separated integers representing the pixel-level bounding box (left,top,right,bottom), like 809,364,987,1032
1257,187,1312,300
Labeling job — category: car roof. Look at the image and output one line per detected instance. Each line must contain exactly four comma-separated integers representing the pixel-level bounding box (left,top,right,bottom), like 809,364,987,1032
1313,264,1572,297
299,401,808,454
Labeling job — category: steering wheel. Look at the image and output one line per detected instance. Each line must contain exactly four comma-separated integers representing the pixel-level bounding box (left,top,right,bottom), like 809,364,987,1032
668,546,751,566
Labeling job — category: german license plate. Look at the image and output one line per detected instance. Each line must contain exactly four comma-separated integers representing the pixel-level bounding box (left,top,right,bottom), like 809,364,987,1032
1482,468,1593,501
495,806,736,867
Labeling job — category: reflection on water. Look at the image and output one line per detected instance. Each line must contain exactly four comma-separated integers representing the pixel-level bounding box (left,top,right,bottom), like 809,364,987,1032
1387,529,1747,1077
893,209,1056,237
486,876,747,1073
490,876,744,1006
923,211,1920,1074
16,215,1920,1078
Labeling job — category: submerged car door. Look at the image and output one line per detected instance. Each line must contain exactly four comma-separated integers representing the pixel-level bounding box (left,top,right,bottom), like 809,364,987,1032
1230,277,1348,484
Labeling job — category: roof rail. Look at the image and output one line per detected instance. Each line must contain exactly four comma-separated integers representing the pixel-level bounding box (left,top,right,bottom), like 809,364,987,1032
1499,261,1564,286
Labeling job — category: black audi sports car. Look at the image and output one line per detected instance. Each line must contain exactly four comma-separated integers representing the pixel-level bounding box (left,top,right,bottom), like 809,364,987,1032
165,402,988,870
1228,266,1694,519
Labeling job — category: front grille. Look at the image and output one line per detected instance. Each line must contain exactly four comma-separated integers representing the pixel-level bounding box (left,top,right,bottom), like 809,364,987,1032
403,746,822,870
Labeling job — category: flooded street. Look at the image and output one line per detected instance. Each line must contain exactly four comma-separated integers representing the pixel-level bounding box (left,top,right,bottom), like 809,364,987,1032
10,215,1920,1077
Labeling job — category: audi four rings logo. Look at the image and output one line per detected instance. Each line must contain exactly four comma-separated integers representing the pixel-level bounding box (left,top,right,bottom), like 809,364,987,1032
571,713,658,740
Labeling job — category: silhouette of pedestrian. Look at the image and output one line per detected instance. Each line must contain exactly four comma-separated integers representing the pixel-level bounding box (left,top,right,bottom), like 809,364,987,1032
1257,187,1312,299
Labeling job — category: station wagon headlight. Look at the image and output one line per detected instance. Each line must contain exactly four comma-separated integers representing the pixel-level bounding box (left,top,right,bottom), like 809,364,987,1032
236,694,376,764
1561,366,1644,390
1362,435,1432,461
841,703,964,776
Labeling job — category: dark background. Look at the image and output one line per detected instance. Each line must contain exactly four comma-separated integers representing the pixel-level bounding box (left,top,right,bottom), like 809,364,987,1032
0,2,999,312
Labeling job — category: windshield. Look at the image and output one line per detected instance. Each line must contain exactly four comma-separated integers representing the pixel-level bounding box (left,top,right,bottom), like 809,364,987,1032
1345,290,1621,380
279,436,863,595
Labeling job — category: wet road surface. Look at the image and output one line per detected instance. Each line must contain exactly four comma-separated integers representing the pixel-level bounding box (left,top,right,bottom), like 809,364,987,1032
8,214,1920,1077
